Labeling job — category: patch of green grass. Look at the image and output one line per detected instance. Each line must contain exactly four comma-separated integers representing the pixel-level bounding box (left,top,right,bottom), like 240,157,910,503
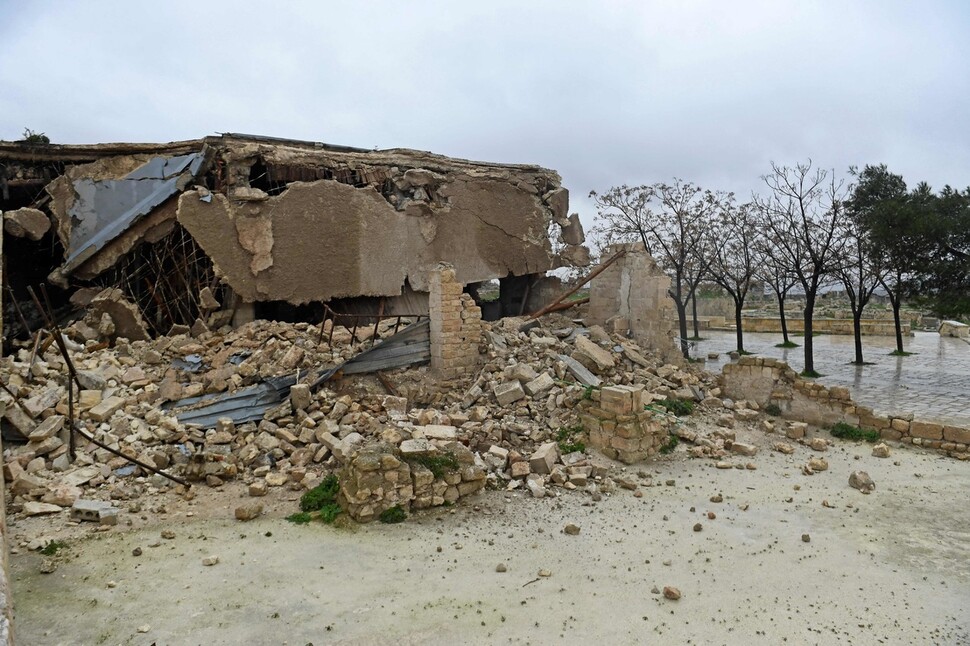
889,350,915,356
556,425,586,454
800,369,822,378
300,474,340,512
659,435,679,454
286,512,313,525
830,422,880,443
775,341,800,348
408,453,460,479
764,403,782,416
40,540,68,556
688,335,707,341
318,502,343,524
582,385,598,400
655,398,694,417
379,505,407,524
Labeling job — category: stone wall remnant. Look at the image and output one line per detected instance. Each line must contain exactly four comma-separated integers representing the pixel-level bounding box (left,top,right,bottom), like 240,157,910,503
337,441,486,522
588,243,680,363
429,264,482,380
579,385,674,463
722,356,969,459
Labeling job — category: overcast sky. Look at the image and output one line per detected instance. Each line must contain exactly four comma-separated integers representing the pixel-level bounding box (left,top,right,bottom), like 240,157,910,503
2,1,968,228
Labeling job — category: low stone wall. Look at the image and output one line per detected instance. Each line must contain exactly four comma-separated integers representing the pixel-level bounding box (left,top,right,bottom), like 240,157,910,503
722,356,969,459
578,385,673,463
337,441,486,522
739,317,911,337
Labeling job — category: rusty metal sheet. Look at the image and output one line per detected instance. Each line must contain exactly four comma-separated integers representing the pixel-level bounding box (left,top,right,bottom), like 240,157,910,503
169,320,431,428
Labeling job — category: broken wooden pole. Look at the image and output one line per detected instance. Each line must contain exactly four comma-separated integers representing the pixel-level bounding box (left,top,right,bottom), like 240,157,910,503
521,249,627,326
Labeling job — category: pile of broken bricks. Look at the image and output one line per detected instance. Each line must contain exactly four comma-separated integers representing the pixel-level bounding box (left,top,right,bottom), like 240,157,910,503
1,298,895,538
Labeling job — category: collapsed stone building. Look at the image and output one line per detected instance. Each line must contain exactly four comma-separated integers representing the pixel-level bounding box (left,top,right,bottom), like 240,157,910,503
0,133,590,340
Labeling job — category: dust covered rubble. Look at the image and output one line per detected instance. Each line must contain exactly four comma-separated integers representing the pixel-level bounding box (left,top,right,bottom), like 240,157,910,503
1,307,787,532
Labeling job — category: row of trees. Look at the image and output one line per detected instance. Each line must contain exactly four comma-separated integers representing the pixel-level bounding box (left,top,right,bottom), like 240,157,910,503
589,161,970,374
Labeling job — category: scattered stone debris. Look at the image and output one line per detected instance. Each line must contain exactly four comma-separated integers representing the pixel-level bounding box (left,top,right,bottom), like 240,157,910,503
563,523,580,535
849,471,875,494
872,443,891,458
663,586,681,600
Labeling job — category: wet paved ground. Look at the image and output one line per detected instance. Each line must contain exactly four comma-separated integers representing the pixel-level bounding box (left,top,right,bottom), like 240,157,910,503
695,330,970,427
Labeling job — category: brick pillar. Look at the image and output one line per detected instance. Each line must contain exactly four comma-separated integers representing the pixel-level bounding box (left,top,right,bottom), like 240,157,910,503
429,263,482,380
0,223,12,644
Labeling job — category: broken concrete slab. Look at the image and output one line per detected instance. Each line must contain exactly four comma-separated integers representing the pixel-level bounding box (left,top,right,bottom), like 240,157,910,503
86,288,150,342
571,335,615,374
71,499,120,525
3,207,51,241
557,354,602,387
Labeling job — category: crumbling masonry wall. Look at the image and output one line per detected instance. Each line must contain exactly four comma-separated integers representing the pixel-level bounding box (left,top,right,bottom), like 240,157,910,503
430,264,482,380
722,356,970,460
579,385,673,463
337,441,486,523
589,243,680,363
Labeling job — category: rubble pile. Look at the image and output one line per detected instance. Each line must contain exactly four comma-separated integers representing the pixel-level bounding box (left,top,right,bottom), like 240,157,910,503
1,302,785,525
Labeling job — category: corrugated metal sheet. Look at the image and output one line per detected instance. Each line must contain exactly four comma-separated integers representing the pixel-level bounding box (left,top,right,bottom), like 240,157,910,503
170,320,430,428
62,151,206,272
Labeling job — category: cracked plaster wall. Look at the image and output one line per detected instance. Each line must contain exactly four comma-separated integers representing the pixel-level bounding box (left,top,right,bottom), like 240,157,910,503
178,168,570,304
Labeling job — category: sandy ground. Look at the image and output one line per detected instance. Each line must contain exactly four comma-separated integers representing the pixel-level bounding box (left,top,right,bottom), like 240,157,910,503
9,422,970,646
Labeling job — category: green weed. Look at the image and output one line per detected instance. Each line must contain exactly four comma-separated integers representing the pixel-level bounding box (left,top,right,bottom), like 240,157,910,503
830,422,880,443
764,403,782,416
40,540,67,556
300,474,340,512
379,505,407,524
408,454,460,479
659,435,679,454
655,398,694,416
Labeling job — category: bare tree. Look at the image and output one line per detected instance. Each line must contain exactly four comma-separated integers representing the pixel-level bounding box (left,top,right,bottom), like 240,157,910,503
707,198,758,353
754,229,800,347
755,161,848,376
590,180,722,359
833,216,887,365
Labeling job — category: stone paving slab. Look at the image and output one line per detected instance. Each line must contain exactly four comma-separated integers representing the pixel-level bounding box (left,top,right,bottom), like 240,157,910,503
696,330,970,427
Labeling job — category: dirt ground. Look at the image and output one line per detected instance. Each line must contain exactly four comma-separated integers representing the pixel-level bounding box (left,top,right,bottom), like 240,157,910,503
9,421,970,646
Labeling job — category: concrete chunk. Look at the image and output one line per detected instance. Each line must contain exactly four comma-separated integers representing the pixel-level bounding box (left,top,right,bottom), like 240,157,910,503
558,354,602,387
71,499,120,525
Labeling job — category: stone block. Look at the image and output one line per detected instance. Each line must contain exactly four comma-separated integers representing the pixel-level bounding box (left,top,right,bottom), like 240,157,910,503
88,396,125,422
909,420,944,440
493,381,525,407
529,442,559,475
289,384,312,410
943,426,970,444
523,373,555,397
571,335,615,374
421,425,457,441
890,418,911,433
28,415,65,442
600,386,634,415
